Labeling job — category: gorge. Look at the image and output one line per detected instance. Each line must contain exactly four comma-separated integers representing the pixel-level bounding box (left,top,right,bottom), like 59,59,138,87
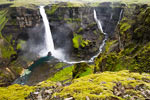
0,0,150,100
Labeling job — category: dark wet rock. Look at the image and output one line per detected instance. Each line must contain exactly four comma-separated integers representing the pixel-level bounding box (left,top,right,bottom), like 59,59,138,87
72,62,91,79
45,4,122,60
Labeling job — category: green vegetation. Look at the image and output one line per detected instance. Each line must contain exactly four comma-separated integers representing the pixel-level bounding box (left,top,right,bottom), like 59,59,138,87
36,80,56,88
64,18,81,24
94,5,150,73
0,0,150,8
73,63,94,78
0,2,150,100
49,66,74,83
120,23,131,34
72,34,90,48
54,63,67,69
57,70,150,100
0,35,16,58
45,4,59,15
1,70,150,100
0,9,8,35
0,9,16,59
0,84,35,100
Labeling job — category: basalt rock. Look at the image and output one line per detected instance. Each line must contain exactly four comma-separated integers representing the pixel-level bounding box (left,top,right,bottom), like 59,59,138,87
0,5,42,86
94,4,150,73
45,3,123,60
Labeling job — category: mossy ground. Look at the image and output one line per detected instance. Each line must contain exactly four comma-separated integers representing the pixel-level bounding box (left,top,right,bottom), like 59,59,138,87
56,70,150,100
0,84,35,100
49,65,74,83
1,70,150,100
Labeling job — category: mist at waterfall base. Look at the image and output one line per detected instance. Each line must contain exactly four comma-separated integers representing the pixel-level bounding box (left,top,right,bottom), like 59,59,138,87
39,6,66,61
21,6,123,64
21,7,66,61
39,6,107,63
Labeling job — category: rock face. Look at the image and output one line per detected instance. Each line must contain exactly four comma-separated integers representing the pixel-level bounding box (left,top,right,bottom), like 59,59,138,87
94,4,150,73
0,2,144,86
0,6,42,86
2,7,41,40
45,2,123,60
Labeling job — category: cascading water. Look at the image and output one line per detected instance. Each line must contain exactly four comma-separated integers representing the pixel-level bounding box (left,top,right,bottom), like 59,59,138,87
39,6,55,56
64,9,108,64
39,6,107,63
118,9,123,24
93,10,106,35
13,7,122,85
39,6,65,60
89,9,108,62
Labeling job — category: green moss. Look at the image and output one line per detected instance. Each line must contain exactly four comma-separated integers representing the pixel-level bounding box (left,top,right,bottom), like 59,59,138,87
16,40,25,50
72,34,82,48
56,70,150,100
0,44,16,58
49,65,74,82
0,84,35,100
72,34,90,48
105,40,117,53
54,63,67,69
36,80,56,88
77,27,83,33
93,30,97,35
73,63,93,79
64,18,81,24
134,43,150,73
79,67,93,77
0,9,8,33
95,39,126,72
45,4,59,15
120,23,131,33
0,35,16,58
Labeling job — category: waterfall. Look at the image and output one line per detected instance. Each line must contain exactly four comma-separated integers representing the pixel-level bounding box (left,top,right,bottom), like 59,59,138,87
64,9,108,64
118,9,123,24
39,7,107,63
39,6,55,56
39,6,65,60
89,9,107,62
93,9,106,35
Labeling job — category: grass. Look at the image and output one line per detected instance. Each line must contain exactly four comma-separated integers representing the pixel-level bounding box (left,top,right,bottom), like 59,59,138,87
0,0,150,8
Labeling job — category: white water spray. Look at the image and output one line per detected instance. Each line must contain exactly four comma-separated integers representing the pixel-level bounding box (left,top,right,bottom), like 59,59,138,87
39,6,55,56
39,6,65,60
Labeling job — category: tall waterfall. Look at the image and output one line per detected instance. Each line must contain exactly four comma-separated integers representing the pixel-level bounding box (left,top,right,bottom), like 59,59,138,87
64,9,108,64
39,7,107,63
39,6,65,60
89,9,107,62
93,10,106,35
39,6,55,56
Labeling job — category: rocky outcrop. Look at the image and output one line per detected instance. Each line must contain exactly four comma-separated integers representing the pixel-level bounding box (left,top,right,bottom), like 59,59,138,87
0,6,42,86
45,3,123,60
94,4,150,73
